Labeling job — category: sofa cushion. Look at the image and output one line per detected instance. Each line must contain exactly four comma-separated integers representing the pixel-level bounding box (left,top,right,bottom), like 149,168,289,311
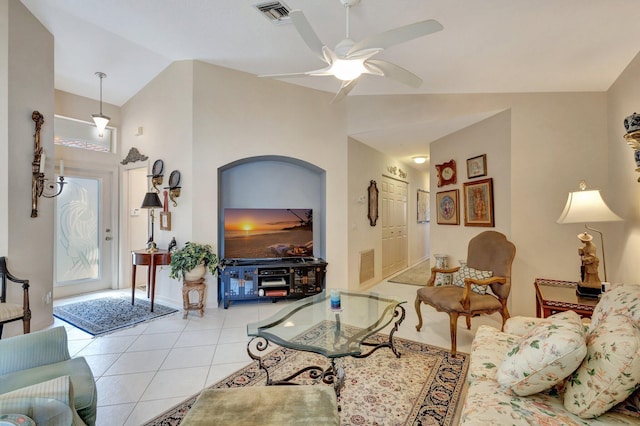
503,316,546,336
452,265,493,295
460,377,637,425
0,375,86,426
497,311,587,396
468,325,519,382
589,285,640,330
564,312,640,418
0,357,96,425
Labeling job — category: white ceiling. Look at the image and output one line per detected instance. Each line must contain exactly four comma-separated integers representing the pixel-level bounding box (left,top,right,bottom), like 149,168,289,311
19,0,640,168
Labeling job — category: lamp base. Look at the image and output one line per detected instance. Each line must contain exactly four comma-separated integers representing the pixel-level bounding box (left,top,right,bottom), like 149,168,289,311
576,282,601,298
147,241,158,253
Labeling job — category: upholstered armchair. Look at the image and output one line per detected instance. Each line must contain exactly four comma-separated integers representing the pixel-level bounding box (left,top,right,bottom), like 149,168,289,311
0,257,31,338
415,231,516,356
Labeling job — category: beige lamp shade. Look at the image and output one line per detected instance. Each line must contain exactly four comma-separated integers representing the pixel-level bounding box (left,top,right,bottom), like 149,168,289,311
557,189,622,224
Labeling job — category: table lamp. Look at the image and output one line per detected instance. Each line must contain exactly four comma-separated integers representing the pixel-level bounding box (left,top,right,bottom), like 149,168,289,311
557,180,622,297
141,191,163,253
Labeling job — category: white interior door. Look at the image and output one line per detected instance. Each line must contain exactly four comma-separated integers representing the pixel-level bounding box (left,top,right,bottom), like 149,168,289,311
381,176,408,277
54,168,116,298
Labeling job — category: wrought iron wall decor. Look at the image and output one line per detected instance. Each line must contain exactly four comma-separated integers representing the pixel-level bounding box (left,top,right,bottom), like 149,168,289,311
31,111,66,218
150,159,164,192
166,170,181,207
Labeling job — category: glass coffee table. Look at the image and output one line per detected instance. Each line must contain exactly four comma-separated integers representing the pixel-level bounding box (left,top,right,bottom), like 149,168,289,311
246,290,406,395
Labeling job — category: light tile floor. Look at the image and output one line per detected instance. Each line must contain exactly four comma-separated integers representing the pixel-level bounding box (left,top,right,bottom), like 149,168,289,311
53,278,503,426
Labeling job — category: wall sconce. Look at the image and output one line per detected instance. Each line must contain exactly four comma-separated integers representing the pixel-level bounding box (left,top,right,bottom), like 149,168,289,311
166,170,181,207
31,111,66,218
150,159,164,192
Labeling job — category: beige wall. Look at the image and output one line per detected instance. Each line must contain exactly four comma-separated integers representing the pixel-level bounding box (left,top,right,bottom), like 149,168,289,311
1,1,8,256
347,92,607,316
3,0,55,336
606,51,640,286
347,137,430,288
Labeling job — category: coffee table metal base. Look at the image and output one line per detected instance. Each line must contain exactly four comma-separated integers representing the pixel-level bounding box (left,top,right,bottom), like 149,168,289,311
247,304,405,396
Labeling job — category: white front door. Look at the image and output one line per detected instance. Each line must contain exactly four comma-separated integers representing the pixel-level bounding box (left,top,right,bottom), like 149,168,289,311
54,168,116,298
381,176,408,278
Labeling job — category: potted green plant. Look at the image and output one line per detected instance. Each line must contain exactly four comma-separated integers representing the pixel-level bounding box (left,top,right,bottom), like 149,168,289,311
169,241,218,281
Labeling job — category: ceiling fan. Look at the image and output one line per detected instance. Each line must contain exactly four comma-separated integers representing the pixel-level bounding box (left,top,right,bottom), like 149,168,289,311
260,0,443,103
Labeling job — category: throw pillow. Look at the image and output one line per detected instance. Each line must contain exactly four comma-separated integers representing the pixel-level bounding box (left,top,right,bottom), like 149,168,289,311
497,310,587,396
452,265,493,295
564,312,640,418
434,272,452,286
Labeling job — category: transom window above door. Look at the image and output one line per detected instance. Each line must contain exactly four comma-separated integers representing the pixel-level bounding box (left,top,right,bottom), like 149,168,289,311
54,115,114,153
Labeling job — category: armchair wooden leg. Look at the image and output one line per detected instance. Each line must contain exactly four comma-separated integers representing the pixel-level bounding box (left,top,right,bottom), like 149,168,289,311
500,306,511,331
415,296,423,331
449,313,458,357
465,315,471,330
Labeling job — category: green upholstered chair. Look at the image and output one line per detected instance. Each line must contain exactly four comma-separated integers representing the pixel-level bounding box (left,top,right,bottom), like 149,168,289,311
0,327,97,425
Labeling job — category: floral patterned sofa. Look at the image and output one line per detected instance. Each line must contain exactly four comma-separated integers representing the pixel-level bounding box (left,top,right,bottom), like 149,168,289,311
460,285,640,425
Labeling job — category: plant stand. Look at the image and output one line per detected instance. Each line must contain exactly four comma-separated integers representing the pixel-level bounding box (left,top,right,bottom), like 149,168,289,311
182,278,206,319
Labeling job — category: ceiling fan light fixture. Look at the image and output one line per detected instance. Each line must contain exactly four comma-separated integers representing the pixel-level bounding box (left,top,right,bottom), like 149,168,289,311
330,59,367,81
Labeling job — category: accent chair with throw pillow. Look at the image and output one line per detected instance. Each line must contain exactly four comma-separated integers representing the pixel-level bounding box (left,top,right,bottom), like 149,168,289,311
415,231,516,356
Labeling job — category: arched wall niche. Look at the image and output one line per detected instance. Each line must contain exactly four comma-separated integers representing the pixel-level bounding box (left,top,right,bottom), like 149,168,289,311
218,155,327,260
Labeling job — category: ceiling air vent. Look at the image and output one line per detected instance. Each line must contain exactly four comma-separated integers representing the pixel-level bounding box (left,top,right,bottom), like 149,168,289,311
255,1,291,25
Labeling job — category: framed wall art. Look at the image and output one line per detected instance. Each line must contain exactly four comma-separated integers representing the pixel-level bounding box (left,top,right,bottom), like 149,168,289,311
367,180,379,226
435,160,457,187
463,178,494,227
466,154,487,179
436,189,459,225
417,189,429,223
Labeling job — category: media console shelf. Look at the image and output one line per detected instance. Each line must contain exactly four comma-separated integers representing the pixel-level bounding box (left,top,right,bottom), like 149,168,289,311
218,257,327,309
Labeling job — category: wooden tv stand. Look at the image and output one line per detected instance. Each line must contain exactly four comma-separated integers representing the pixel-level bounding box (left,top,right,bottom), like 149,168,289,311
217,257,327,309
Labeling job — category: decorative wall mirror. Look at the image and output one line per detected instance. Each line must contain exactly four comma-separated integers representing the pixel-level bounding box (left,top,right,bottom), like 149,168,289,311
367,180,379,226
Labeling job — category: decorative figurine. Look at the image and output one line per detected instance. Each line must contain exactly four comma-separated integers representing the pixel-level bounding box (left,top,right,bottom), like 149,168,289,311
577,232,601,296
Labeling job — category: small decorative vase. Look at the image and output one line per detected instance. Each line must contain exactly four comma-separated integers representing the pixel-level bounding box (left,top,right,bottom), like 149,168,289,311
624,112,640,133
434,254,448,269
184,263,206,281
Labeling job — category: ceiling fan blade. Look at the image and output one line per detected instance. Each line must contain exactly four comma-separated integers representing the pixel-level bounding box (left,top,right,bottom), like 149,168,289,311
289,10,329,63
347,19,443,57
259,66,333,79
331,79,358,104
365,59,423,88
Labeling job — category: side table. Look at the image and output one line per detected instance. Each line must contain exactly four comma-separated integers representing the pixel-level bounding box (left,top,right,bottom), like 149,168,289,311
131,249,171,312
182,278,206,319
534,278,598,319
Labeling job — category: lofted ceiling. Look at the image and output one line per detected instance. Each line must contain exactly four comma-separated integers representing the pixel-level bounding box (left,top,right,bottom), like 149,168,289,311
19,0,640,169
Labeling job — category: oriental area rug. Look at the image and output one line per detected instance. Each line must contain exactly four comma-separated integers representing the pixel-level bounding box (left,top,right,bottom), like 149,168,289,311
144,331,469,426
388,260,431,286
53,295,178,336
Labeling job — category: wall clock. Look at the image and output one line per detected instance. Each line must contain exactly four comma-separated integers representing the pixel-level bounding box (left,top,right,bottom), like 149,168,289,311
435,160,457,187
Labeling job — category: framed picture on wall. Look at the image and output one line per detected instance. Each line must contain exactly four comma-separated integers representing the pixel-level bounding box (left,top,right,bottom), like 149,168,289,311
436,189,459,225
466,154,487,179
463,178,494,227
435,160,457,187
417,189,429,223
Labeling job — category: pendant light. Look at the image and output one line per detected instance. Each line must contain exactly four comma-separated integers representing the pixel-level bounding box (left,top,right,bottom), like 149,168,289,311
91,72,110,136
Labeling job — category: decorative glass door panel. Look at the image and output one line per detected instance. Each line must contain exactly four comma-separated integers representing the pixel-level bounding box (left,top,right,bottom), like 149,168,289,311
54,167,114,297
56,177,100,283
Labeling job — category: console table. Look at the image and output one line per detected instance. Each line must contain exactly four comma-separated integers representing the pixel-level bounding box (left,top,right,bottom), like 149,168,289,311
534,278,598,319
131,249,171,312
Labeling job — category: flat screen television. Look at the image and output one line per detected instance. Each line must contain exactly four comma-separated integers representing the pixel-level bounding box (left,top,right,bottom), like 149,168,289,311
223,208,313,259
